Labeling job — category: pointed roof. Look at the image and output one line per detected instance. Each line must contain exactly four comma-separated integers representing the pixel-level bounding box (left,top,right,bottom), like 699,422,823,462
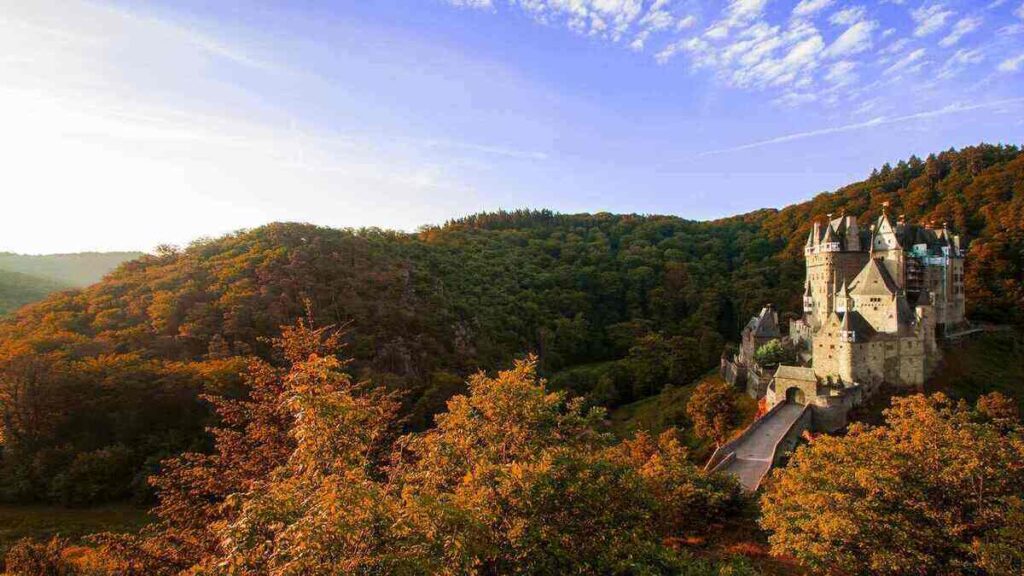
830,215,847,237
873,211,902,251
748,305,780,337
823,223,840,244
849,258,899,297
837,277,850,297
837,310,877,338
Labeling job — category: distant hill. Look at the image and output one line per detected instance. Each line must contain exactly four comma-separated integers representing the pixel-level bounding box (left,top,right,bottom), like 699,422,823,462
0,251,142,316
0,251,143,287
0,143,1020,505
0,269,70,316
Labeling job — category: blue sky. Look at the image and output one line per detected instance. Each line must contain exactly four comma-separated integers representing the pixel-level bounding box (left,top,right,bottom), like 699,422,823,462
1,0,1021,253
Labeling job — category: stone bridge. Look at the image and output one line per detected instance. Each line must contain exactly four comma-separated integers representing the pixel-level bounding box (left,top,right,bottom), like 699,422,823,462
705,401,811,491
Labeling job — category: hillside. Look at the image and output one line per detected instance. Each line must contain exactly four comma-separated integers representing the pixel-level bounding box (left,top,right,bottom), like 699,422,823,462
0,251,143,287
0,144,1021,505
0,270,69,316
0,251,142,316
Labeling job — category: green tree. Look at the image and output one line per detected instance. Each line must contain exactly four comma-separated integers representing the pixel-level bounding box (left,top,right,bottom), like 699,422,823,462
753,339,793,368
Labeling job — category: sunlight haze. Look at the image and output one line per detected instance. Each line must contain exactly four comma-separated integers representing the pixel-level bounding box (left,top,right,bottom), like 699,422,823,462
2,0,1022,253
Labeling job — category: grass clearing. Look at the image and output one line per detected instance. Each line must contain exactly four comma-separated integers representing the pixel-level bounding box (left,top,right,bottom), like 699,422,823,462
929,329,1024,410
609,372,758,462
0,503,149,557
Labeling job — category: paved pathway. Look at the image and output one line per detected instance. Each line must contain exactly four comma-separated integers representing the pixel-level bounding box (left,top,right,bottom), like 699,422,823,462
719,403,806,491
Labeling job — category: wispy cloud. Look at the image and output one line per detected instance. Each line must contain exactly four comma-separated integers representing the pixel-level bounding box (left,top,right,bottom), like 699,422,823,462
440,0,1022,112
940,16,982,46
884,48,927,75
911,4,955,36
998,53,1024,71
824,19,877,57
697,97,1024,156
829,6,867,26
444,0,695,45
793,0,835,17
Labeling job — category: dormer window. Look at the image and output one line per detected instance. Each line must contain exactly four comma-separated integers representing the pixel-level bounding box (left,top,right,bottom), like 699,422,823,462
840,330,856,342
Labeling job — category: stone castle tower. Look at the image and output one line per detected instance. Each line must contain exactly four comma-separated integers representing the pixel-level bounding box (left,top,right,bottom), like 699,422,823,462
761,206,965,431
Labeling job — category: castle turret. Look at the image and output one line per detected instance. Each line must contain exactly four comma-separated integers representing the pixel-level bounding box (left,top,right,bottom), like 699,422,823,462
872,205,906,289
844,215,860,251
835,278,852,314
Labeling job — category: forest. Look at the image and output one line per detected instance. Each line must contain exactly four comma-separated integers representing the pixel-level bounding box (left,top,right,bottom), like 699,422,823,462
0,144,1022,574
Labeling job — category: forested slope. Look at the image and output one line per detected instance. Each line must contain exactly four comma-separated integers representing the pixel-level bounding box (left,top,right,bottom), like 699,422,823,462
0,252,143,287
0,143,1020,505
0,270,68,316
0,251,143,316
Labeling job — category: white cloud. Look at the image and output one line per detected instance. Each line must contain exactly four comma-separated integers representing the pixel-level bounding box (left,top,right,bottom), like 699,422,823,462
1017,2,1024,18
937,47,985,78
630,0,693,50
825,60,858,84
880,37,910,55
998,53,1024,71
703,0,768,39
824,19,877,57
912,4,955,36
698,97,1024,156
448,0,658,41
939,16,982,46
447,0,1021,109
829,6,867,26
793,0,835,17
676,15,697,30
775,91,818,106
884,47,927,74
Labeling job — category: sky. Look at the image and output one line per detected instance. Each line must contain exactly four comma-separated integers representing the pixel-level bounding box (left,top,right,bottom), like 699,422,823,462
1,0,1022,254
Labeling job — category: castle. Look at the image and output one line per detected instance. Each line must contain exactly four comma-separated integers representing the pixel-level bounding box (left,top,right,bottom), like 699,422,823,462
723,205,966,432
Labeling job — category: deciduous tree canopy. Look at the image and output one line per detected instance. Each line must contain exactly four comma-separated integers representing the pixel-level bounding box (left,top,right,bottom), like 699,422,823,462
91,320,748,575
760,393,1024,576
1,144,1021,505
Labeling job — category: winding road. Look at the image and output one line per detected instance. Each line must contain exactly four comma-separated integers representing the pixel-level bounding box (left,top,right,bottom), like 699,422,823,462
717,403,807,491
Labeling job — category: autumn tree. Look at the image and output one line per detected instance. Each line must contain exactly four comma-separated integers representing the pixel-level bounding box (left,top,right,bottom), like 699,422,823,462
94,318,380,574
760,393,1024,575
609,429,746,537
92,330,750,574
686,378,739,447
977,391,1020,423
204,321,402,574
391,356,678,574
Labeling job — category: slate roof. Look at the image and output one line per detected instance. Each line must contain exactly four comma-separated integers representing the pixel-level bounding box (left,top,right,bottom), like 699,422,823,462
849,258,899,297
836,310,877,338
744,305,779,336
